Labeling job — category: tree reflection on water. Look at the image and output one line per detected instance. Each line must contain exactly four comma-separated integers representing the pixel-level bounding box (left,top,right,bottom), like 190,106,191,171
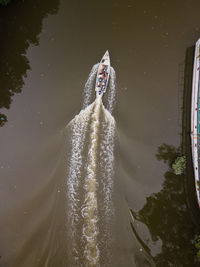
0,0,60,126
132,144,200,266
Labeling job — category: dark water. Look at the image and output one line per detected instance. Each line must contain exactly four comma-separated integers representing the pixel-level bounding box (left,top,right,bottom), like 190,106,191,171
1,0,200,266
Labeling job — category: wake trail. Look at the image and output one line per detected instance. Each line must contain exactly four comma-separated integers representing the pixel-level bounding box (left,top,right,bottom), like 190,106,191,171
101,106,116,221
66,62,116,266
82,63,99,109
66,102,95,258
106,67,116,114
82,97,102,266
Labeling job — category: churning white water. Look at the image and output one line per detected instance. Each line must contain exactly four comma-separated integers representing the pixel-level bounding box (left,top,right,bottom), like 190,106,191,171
66,63,116,266
82,63,99,109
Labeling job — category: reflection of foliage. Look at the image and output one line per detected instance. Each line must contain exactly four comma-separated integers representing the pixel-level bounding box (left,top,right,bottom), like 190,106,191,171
195,235,200,262
172,156,186,175
134,144,200,266
156,143,180,165
0,0,11,5
0,0,60,126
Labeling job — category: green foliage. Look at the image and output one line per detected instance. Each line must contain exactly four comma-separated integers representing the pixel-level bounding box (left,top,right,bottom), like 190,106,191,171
195,235,200,262
0,0,11,5
172,156,186,175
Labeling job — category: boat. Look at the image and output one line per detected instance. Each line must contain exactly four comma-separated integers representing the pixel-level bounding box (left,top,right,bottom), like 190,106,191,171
95,50,110,97
191,38,200,207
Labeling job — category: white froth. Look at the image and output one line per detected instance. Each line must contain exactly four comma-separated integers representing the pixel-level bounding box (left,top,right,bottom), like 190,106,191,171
82,63,99,109
66,62,116,266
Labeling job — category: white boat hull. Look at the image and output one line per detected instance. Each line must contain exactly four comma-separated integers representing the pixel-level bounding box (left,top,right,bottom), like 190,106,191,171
191,38,200,207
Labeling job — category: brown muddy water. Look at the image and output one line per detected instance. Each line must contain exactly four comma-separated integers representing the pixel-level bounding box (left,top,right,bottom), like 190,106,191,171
1,0,200,266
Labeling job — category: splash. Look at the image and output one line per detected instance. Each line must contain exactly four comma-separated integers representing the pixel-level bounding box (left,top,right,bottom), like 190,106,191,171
82,63,99,109
66,63,116,266
82,64,116,112
106,67,116,114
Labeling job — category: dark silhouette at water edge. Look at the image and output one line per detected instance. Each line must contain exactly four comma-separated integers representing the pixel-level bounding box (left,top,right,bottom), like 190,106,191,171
130,47,200,266
0,0,60,126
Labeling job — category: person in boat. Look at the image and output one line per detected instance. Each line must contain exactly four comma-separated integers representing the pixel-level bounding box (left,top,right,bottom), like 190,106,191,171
99,64,106,75
102,71,107,80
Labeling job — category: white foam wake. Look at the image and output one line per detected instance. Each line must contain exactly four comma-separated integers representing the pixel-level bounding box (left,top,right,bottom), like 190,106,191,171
81,96,102,266
66,102,95,259
100,106,116,220
82,63,99,109
106,67,116,114
98,106,116,264
66,62,116,266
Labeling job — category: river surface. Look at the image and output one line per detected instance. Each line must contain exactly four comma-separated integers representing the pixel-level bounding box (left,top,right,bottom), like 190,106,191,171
1,0,200,266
